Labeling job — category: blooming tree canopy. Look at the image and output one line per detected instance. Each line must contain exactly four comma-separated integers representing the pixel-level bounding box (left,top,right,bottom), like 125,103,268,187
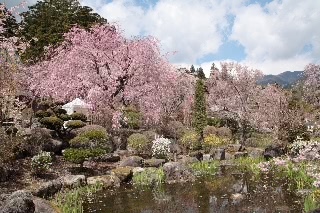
24,24,194,125
303,63,320,107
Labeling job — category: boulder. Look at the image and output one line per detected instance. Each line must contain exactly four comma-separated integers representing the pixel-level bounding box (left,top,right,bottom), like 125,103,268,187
119,156,143,167
234,152,248,159
114,150,130,159
210,148,225,160
163,162,195,184
247,147,264,158
178,156,199,164
144,158,166,168
169,143,182,155
42,139,63,154
189,151,203,161
87,175,120,188
202,154,212,161
61,175,86,188
230,193,245,204
0,166,9,182
0,191,35,213
111,167,133,182
308,209,320,213
88,153,120,163
264,144,285,159
32,179,62,199
225,152,235,160
226,144,244,153
33,197,60,213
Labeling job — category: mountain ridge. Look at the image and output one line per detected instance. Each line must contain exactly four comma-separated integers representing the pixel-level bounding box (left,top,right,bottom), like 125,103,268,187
258,71,303,88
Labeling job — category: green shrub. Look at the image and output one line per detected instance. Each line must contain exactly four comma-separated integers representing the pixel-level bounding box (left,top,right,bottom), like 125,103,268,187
192,79,207,134
31,151,52,175
54,107,67,115
122,106,141,129
70,112,87,122
207,117,221,127
58,113,70,121
71,129,110,150
127,133,149,154
179,130,200,151
163,121,186,139
65,120,86,129
203,126,232,138
35,110,52,118
203,134,229,152
38,100,52,110
63,148,106,166
40,116,64,131
69,136,90,148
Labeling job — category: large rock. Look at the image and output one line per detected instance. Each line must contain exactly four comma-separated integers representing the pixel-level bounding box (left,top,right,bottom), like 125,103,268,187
163,162,195,184
111,167,133,182
87,175,120,188
119,156,143,167
32,179,62,199
189,151,203,161
264,144,285,159
144,158,166,168
210,148,225,160
61,175,86,188
88,153,120,162
0,166,10,182
0,191,35,213
33,197,60,213
42,139,64,154
226,144,244,153
177,156,199,164
247,147,264,158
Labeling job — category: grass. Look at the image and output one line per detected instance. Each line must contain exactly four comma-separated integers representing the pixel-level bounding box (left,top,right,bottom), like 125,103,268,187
132,167,165,186
52,183,103,213
304,193,318,213
189,160,219,176
234,156,265,176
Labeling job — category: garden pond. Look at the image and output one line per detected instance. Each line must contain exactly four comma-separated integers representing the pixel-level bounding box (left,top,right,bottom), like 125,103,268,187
82,165,303,213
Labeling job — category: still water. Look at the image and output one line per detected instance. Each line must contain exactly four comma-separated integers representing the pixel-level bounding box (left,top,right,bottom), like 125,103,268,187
83,167,302,213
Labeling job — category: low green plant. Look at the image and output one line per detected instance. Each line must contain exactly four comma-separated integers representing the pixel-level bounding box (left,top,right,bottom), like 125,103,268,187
65,120,86,129
127,133,149,154
190,160,218,176
234,156,265,176
132,167,165,186
70,112,87,122
31,151,52,175
63,148,106,167
78,129,109,141
207,117,221,127
304,193,318,213
40,116,64,131
69,136,90,148
35,110,53,118
53,183,103,213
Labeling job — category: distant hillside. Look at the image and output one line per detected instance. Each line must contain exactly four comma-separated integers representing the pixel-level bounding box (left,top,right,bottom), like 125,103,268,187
258,71,303,88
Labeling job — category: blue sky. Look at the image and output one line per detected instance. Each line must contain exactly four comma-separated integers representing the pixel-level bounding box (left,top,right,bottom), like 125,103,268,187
5,0,320,75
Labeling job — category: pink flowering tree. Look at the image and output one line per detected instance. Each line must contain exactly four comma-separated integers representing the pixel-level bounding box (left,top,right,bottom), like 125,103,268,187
24,24,194,127
0,2,27,123
207,62,295,143
303,63,320,107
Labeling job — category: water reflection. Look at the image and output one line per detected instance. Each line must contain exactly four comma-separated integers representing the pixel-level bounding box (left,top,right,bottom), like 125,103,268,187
83,168,302,213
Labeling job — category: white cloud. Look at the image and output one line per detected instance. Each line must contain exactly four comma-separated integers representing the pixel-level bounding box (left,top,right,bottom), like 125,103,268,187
230,0,320,73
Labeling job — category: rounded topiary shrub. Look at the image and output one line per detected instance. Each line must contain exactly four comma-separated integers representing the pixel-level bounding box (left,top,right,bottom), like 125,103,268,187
58,113,70,121
70,112,87,122
65,120,86,129
38,100,52,110
179,130,201,151
53,107,67,115
70,129,111,151
127,133,149,154
40,117,64,131
69,136,90,148
63,148,106,166
35,110,52,119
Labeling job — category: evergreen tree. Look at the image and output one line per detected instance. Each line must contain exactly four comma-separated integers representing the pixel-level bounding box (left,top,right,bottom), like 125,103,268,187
0,4,19,39
197,67,206,79
190,64,195,74
192,79,207,135
19,0,107,63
